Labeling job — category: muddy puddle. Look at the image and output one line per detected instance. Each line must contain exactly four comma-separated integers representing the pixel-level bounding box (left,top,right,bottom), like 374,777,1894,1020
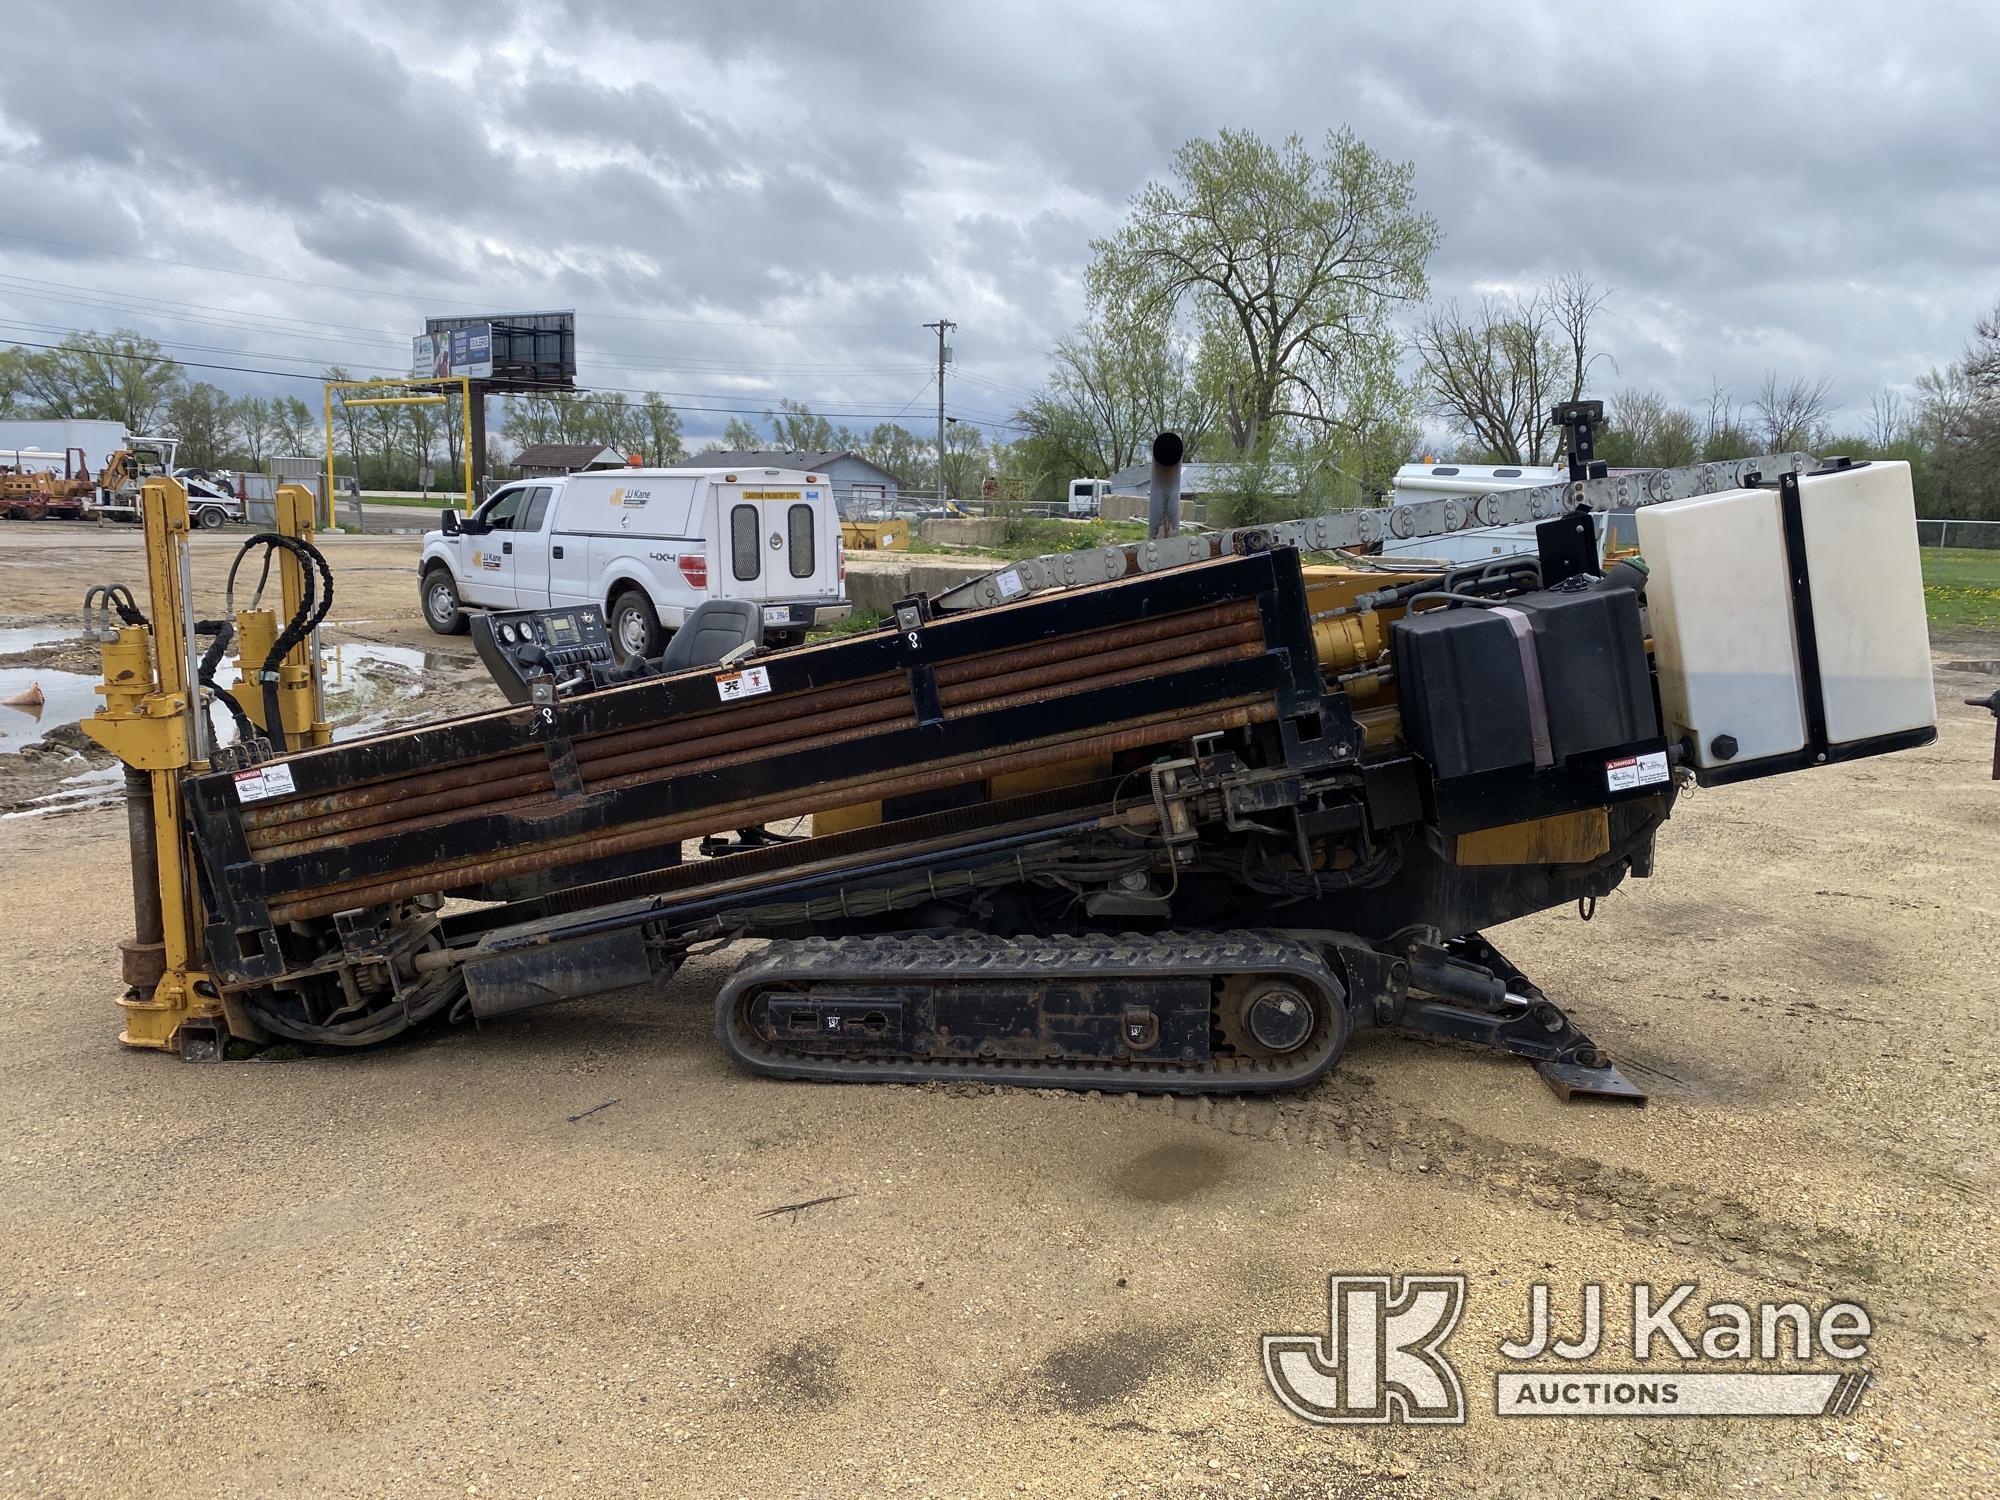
0,626,62,656
0,668,103,755
0,635,478,817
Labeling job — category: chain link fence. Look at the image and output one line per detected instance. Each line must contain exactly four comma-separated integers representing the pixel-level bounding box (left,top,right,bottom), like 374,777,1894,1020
1918,518,2000,552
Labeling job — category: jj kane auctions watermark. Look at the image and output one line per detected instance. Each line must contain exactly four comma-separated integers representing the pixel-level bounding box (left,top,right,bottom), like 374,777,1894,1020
1263,1275,1873,1425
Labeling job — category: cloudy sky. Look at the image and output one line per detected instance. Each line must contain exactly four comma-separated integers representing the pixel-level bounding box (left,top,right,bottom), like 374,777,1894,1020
0,0,1990,449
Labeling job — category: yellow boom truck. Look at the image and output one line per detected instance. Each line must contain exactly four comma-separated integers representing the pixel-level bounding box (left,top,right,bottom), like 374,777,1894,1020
80,404,1940,1102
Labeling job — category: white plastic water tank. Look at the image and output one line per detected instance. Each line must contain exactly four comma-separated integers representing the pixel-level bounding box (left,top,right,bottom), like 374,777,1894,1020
1635,461,1934,772
1797,462,1935,745
1637,487,1805,767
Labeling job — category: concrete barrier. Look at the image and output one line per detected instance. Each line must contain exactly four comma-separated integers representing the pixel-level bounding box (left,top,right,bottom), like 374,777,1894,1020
1103,492,1205,525
917,517,1007,548
842,553,994,617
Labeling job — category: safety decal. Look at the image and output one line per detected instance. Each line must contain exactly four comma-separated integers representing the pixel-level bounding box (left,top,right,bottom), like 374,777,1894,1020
716,665,773,702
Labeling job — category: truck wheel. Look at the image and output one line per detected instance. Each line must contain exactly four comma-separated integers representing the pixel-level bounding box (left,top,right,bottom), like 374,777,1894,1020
609,588,664,660
422,567,470,635
196,506,227,530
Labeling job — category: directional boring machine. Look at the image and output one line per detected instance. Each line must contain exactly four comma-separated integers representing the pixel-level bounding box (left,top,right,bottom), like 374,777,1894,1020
84,407,1939,1101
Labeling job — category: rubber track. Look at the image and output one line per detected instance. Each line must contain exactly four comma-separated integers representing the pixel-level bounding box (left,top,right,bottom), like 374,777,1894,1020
714,929,1348,1095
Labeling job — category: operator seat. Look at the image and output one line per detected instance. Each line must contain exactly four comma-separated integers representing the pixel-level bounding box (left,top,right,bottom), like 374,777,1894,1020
657,598,762,672
594,598,763,688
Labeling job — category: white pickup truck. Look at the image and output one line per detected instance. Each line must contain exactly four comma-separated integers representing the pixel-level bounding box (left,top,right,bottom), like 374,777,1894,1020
418,465,851,656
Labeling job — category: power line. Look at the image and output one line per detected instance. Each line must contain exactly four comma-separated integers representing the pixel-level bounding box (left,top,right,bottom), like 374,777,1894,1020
0,276,941,377
0,278,949,395
0,332,984,426
0,229,929,332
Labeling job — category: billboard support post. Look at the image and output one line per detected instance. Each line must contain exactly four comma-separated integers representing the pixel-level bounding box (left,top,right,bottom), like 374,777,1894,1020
469,382,487,502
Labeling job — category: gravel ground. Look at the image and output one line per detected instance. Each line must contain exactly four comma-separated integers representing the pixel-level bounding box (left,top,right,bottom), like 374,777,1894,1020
0,523,1995,1498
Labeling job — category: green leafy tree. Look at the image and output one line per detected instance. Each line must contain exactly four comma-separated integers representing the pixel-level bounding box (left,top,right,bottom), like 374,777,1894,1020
857,423,925,482
0,347,33,417
324,366,367,487
1090,127,1438,456
939,418,986,501
22,330,183,431
1016,318,1221,487
437,388,465,484
407,397,442,485
720,415,763,449
366,401,407,485
499,390,652,458
271,396,318,456
766,398,837,451
639,392,685,464
230,396,276,466
166,382,234,469
1905,308,2000,522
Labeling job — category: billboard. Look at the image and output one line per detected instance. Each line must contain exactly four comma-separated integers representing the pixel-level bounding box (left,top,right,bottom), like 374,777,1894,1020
421,311,574,390
411,324,494,380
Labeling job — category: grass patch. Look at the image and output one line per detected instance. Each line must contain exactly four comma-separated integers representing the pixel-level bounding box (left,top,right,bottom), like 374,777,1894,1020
807,610,885,642
913,516,1150,563
361,492,465,508
1922,546,2000,636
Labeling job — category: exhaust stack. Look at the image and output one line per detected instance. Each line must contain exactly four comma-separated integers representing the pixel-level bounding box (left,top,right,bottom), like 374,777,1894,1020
1148,431,1183,539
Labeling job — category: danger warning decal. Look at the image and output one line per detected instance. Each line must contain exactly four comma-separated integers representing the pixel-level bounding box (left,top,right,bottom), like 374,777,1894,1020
1605,749,1670,792
715,664,773,703
233,763,297,803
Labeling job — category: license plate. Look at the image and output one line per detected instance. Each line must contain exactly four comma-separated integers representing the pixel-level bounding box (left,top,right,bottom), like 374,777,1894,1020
762,605,791,626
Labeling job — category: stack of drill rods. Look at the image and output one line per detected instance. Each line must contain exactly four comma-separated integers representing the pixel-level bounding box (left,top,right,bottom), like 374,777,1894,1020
241,602,1261,857
250,618,1264,862
262,697,1278,924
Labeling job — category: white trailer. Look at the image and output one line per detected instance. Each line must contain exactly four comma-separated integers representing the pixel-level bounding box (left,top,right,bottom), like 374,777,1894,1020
0,418,127,473
1380,461,1635,563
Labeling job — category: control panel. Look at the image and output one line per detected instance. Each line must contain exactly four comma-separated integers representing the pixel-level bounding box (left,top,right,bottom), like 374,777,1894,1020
472,605,615,705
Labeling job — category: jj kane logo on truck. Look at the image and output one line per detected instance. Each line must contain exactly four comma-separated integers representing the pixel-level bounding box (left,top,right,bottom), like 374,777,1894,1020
1264,1275,1873,1424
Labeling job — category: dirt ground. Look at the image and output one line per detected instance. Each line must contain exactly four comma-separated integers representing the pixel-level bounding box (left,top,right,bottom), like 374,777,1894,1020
0,522,1995,1498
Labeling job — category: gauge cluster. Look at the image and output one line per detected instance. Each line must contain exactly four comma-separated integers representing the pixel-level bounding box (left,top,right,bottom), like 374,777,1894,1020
470,604,615,706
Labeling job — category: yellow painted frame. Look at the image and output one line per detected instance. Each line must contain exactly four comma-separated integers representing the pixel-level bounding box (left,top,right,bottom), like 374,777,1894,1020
322,375,475,521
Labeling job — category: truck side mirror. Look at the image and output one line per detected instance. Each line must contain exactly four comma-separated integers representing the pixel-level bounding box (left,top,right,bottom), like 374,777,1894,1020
441,508,461,536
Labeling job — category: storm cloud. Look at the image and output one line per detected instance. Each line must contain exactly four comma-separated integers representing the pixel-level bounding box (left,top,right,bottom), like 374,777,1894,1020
0,0,1989,445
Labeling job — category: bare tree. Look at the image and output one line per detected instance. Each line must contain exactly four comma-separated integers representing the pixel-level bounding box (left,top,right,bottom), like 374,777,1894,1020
1864,388,1910,451
1603,388,1698,468
1966,302,2000,398
1752,372,1836,451
1413,271,1609,464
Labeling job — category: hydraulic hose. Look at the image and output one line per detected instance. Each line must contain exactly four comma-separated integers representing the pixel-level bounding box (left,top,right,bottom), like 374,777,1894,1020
223,532,334,752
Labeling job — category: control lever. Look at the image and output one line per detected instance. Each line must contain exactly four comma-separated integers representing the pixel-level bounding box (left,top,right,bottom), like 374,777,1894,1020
717,640,757,667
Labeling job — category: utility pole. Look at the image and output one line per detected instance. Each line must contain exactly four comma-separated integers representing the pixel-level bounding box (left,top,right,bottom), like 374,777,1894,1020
924,319,954,501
